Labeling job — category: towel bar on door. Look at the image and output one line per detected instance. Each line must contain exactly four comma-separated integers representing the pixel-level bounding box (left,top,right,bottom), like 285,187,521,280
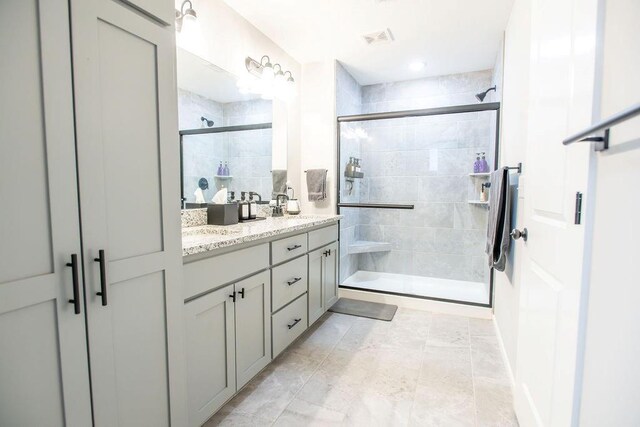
562,102,640,151
505,163,522,174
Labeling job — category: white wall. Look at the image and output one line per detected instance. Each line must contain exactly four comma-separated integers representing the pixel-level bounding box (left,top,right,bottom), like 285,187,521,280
492,0,531,377
174,0,301,195
299,61,337,214
577,0,640,424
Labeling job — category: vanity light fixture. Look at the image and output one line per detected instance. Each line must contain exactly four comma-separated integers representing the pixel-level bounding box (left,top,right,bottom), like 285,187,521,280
284,71,294,84
243,55,296,100
260,55,274,80
175,0,197,32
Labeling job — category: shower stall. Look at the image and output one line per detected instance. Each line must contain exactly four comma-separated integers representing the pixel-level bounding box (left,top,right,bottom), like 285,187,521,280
337,103,500,306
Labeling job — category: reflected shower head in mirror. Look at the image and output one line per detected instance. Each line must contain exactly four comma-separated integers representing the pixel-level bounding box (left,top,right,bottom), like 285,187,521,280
475,86,496,102
200,116,214,127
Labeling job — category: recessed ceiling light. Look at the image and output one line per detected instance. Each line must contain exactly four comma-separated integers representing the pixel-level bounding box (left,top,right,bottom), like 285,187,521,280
409,61,425,72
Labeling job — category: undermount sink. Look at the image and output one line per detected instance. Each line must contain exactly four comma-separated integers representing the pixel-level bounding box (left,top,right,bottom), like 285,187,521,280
182,225,241,237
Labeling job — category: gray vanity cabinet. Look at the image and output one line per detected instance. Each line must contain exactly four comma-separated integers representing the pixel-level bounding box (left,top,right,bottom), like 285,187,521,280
308,249,326,325
185,284,236,427
235,271,272,389
324,242,339,308
309,241,340,324
183,268,272,426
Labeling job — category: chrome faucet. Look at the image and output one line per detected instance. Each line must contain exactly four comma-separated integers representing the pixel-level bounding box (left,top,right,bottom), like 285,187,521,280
272,193,289,217
249,191,262,202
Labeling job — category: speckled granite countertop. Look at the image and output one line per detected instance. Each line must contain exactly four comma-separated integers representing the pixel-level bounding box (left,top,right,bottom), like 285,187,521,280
182,214,341,256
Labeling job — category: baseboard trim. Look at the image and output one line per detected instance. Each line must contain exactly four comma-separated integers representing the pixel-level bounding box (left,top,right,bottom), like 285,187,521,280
339,288,493,319
492,317,516,388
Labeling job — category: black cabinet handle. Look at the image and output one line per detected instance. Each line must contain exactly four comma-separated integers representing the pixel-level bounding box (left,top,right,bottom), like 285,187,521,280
229,291,236,302
287,277,302,286
287,318,302,329
94,249,107,306
287,244,302,251
66,254,81,314
238,288,245,299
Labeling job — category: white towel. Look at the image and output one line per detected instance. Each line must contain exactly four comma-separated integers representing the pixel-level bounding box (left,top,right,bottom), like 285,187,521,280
194,188,205,204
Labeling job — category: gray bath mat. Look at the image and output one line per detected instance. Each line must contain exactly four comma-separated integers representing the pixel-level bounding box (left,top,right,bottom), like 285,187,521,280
328,298,397,321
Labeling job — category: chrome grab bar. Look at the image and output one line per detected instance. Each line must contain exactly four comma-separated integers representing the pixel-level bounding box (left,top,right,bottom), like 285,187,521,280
337,203,414,210
562,103,640,151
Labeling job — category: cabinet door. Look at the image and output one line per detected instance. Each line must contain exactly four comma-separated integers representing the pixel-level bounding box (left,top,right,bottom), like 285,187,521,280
185,285,236,427
235,271,272,389
323,242,339,309
308,250,325,325
70,0,186,425
0,0,92,425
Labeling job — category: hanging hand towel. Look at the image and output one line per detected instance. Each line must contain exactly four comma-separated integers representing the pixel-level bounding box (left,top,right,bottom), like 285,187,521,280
485,167,511,271
272,169,287,200
306,169,327,201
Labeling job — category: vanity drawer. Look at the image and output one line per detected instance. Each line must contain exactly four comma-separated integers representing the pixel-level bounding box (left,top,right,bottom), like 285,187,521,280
308,224,338,251
271,233,307,265
183,243,269,300
271,256,308,312
272,294,308,357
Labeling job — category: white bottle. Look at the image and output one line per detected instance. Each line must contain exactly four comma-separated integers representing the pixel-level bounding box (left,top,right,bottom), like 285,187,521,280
480,184,489,202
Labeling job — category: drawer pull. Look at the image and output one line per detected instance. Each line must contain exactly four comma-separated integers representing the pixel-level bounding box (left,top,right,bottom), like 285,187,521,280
238,287,245,299
229,291,236,302
287,318,302,329
287,244,302,251
287,277,302,286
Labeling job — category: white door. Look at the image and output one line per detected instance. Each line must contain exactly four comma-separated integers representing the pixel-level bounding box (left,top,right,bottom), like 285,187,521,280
70,0,186,425
513,0,599,425
0,0,92,425
577,0,640,424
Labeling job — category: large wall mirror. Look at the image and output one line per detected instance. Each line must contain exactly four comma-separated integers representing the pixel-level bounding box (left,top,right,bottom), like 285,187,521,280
177,48,287,208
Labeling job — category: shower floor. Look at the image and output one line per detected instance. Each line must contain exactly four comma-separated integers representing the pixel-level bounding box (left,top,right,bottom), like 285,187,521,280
341,270,489,305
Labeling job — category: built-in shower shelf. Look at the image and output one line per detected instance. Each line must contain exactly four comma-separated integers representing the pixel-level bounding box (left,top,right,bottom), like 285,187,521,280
468,200,489,206
348,240,392,255
468,172,490,177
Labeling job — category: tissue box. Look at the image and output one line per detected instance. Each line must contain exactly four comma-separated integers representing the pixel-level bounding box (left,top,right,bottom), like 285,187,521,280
207,203,239,226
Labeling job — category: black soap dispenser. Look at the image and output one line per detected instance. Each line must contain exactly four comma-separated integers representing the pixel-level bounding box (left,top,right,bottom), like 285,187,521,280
248,193,257,220
238,192,250,221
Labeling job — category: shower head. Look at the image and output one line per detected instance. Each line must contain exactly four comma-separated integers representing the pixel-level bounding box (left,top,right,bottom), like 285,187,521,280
475,86,496,102
200,116,214,127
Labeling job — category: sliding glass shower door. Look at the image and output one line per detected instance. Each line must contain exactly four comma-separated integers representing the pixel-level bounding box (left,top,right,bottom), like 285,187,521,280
337,105,499,306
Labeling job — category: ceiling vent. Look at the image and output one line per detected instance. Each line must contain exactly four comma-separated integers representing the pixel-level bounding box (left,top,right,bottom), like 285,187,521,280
362,28,394,45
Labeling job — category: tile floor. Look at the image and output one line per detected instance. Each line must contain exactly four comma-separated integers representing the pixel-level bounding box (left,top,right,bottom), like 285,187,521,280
205,308,518,426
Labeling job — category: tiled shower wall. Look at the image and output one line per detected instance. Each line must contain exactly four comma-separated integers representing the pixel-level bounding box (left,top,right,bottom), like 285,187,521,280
337,65,495,283
178,88,273,202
